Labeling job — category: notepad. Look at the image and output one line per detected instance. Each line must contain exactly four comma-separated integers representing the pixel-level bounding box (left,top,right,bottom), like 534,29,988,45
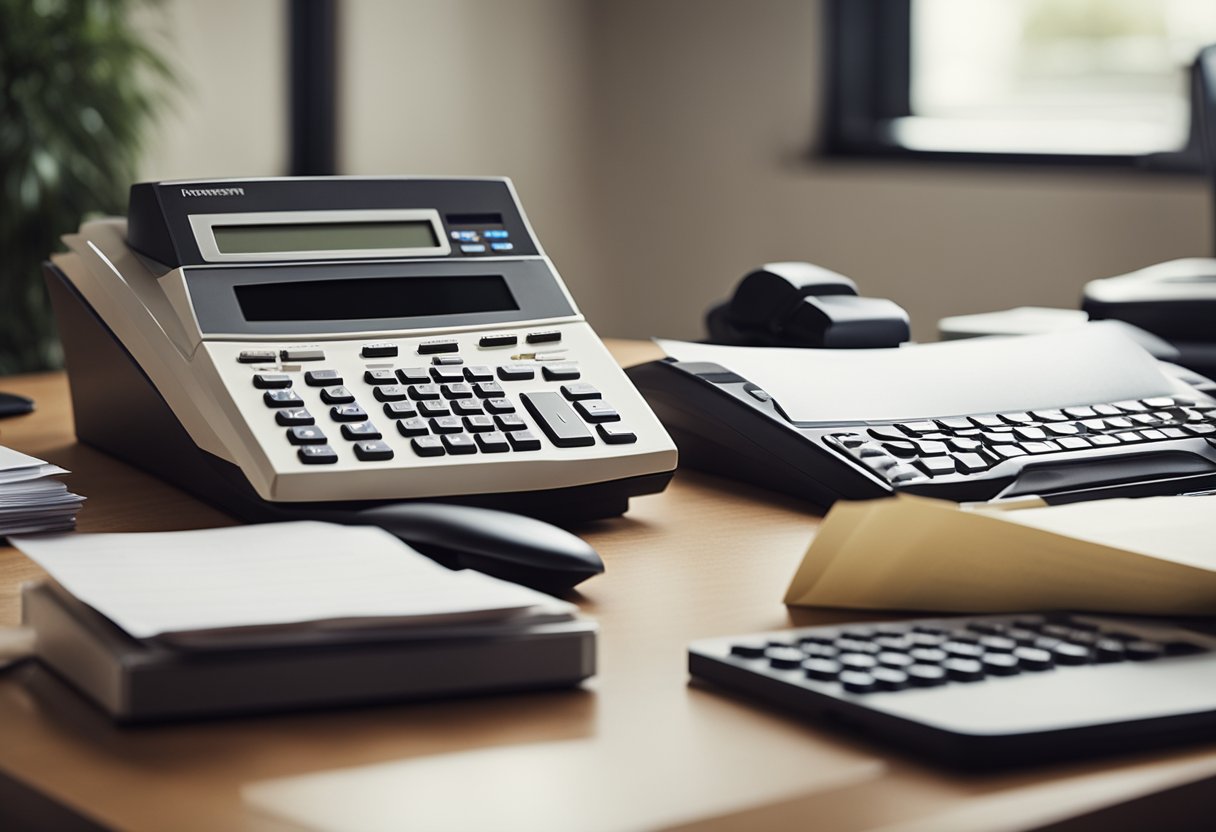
10,522,574,645
0,446,84,536
784,494,1216,616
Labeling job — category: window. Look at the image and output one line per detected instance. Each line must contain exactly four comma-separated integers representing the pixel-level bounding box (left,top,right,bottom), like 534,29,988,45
823,0,1216,169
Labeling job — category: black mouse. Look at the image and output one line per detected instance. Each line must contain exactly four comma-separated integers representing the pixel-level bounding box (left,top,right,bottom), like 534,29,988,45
349,503,604,595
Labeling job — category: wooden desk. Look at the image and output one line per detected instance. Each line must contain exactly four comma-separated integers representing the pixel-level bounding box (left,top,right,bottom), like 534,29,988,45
1,343,1214,832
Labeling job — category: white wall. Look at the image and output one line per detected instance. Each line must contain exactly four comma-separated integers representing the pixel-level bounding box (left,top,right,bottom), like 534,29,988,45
135,0,1211,342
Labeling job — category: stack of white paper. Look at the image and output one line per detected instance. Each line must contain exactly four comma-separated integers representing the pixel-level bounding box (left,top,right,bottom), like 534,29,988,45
10,521,579,649
0,446,85,537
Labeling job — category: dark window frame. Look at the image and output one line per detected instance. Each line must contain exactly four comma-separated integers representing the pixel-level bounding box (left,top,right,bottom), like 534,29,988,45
820,0,1206,173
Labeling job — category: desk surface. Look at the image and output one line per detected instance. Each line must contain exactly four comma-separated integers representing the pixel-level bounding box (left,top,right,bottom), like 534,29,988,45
1,341,1214,832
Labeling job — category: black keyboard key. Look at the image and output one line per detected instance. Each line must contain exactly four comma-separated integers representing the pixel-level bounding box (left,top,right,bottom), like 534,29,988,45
321,386,356,404
970,415,1004,428
408,384,441,400
474,381,506,398
430,416,464,434
953,452,990,473
905,664,948,687
765,646,805,669
373,385,409,402
442,383,475,399
839,671,878,693
561,383,602,401
1013,646,1054,670
574,399,620,423
838,653,879,671
1094,639,1128,663
898,420,937,436
909,647,947,664
916,456,956,476
341,422,382,440
364,370,397,386
330,404,367,422
942,658,984,682
507,429,542,451
474,430,511,453
877,652,914,669
981,653,1021,676
353,440,393,461
253,373,291,389
417,339,458,355
497,364,536,381
264,390,303,408
432,355,464,366
521,392,595,447
936,417,973,431
463,365,495,382
730,641,768,659
870,667,910,691
484,398,515,415
942,641,985,659
276,408,315,426
298,444,338,464
597,423,637,444
541,363,580,381
1014,426,1047,441
411,435,445,456
396,367,432,384
418,401,452,418
1064,406,1096,419
442,433,478,455
463,415,496,432
431,366,466,383
803,659,842,681
1001,412,1034,424
1052,643,1093,665
452,399,484,416
361,342,398,358
286,426,327,445
1125,640,1166,661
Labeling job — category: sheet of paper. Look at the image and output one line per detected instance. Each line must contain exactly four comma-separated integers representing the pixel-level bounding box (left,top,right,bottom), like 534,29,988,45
10,522,572,640
784,494,1216,616
0,446,68,484
657,325,1177,423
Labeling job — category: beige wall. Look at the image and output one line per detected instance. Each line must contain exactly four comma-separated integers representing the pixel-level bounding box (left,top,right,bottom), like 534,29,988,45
137,0,1211,342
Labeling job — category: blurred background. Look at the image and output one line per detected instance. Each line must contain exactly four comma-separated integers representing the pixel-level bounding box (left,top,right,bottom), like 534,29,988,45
3,0,1215,373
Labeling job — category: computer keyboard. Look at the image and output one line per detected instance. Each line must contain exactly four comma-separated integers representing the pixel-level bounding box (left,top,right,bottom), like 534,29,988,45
689,613,1216,768
820,394,1216,502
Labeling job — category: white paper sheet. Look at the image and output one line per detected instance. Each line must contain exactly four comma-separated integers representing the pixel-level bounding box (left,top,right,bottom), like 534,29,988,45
10,522,573,640
657,326,1178,423
0,446,68,484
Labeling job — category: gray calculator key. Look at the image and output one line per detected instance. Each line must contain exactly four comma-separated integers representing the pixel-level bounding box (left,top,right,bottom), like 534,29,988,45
442,433,478,455
253,373,291,389
485,398,515,414
341,422,382,440
497,364,535,381
396,367,432,384
452,399,484,416
363,370,397,386
475,431,510,453
521,392,595,448
353,440,394,461
408,384,442,400
463,365,495,382
431,366,466,383
397,417,429,437
373,385,409,402
330,404,367,422
264,390,303,408
463,415,496,432
286,426,327,445
507,429,542,451
574,399,620,423
298,444,338,464
305,370,343,387
276,408,315,426
541,363,580,381
411,435,445,456
418,400,451,418
597,423,637,444
383,401,418,419
321,386,356,404
430,416,464,434
561,383,601,401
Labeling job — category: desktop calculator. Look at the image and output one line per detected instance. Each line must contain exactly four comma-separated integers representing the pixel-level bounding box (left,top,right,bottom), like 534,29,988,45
689,613,1216,768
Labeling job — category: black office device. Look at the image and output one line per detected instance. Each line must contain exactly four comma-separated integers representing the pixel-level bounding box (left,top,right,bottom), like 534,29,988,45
0,392,34,418
689,612,1216,768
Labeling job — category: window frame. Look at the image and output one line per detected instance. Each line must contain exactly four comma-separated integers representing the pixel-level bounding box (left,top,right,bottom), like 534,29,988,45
820,0,1206,173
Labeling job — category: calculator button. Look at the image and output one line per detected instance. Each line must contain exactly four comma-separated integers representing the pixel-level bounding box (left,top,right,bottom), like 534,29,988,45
411,435,445,456
298,444,338,464
463,365,495,382
802,659,842,680
1125,640,1166,661
305,370,343,387
574,400,620,423
475,431,511,453
870,667,910,691
766,646,806,669
275,408,315,426
484,398,516,415
909,647,947,664
1012,646,1054,670
441,383,474,399
561,383,601,401
330,404,367,422
264,390,304,408
320,387,355,404
408,384,442,400
915,456,956,476
521,391,595,448
541,363,580,381
506,430,542,451
441,433,478,455
431,366,466,383
383,401,418,419
490,242,514,252
905,665,948,687
432,355,465,366
397,417,429,437
463,415,496,433
839,671,879,693
281,348,325,362
353,440,394,461
396,367,432,384
596,423,637,444
286,426,327,445
497,364,536,381
838,653,878,671
1051,643,1094,665
981,653,1021,675
942,658,984,682
418,401,452,418
430,416,464,434
473,381,506,398
494,413,528,432
341,422,382,440
253,373,291,389
526,330,561,344
418,339,458,355
238,350,277,363
361,343,398,358
373,385,409,402
479,334,518,348
364,370,398,386
452,399,484,416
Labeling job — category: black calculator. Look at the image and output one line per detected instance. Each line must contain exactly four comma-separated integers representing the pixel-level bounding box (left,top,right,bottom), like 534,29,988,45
688,613,1216,768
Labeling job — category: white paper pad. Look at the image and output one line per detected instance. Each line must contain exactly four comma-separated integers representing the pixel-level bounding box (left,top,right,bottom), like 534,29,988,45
10,522,574,641
0,446,68,485
657,326,1177,423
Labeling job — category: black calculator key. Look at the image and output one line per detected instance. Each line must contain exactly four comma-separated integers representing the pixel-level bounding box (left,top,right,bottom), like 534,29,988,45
877,652,914,669
834,638,879,655
286,426,327,445
803,643,839,659
411,435,445,456
431,366,466,383
979,635,1017,652
765,647,805,669
1094,639,1128,663
364,370,397,386
839,671,878,693
1125,640,1166,661
1052,643,1093,665
238,350,277,363
597,423,637,444
981,653,1021,675
838,653,878,671
431,416,464,434
452,399,484,416
495,413,528,432
475,431,511,453
442,383,474,399
417,339,458,355
432,355,464,366
276,408,315,426
330,404,367,422
909,647,947,664
361,343,398,358
943,641,985,659
463,365,495,382
1013,646,1054,670
463,415,496,432
373,385,409,402
264,390,303,408
485,398,515,415
497,364,535,381
507,429,542,451
253,373,292,389
526,330,561,344
730,642,768,659
905,664,948,687
573,400,620,423
298,444,338,464
521,392,595,447
418,401,452,418
408,384,442,400
942,658,984,682
383,401,418,419
561,383,601,401
305,370,343,387
474,381,506,398
479,333,518,348
396,367,432,384
541,363,580,381
353,440,393,461
341,422,382,440
871,667,909,691
442,433,478,455
397,417,429,437
321,387,355,404
802,659,842,680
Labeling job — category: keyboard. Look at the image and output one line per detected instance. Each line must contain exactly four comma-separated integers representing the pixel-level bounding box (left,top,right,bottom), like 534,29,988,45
689,613,1216,768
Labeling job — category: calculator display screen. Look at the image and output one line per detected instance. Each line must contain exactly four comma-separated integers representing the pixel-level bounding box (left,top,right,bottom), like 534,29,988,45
213,221,438,254
234,275,518,322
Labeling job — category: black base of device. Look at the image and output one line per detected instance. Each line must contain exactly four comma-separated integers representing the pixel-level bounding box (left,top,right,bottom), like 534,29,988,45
43,262,671,527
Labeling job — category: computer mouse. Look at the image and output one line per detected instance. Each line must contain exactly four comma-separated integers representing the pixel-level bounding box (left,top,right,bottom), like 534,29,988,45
351,502,604,595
